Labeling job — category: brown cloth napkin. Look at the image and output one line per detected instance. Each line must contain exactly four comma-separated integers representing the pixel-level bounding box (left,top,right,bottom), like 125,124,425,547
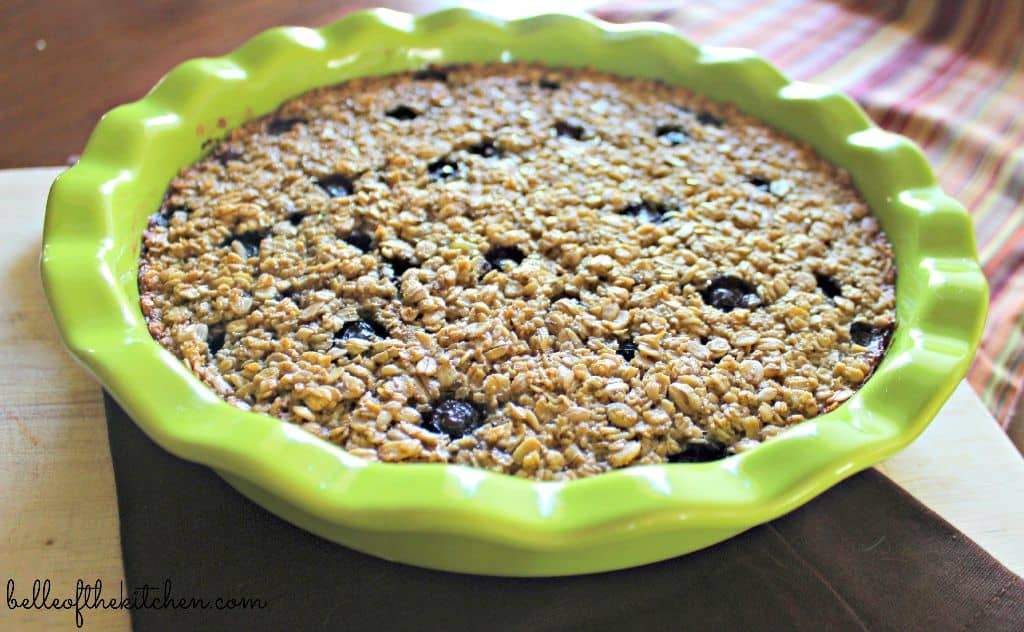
103,394,1024,631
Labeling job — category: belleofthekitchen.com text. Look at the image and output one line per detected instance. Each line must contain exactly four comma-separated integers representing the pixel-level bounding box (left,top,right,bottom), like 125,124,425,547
6,578,267,628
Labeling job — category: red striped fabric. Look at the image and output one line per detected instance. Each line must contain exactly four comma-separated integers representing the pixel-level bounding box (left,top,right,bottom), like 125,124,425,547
594,0,1024,448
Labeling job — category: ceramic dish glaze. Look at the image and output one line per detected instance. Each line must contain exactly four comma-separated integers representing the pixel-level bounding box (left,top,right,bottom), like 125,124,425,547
42,8,988,576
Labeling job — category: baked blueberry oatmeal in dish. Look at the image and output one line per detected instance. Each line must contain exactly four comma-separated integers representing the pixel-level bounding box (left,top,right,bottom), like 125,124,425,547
138,62,896,480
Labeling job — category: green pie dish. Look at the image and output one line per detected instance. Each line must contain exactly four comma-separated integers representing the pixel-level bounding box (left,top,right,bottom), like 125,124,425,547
41,8,988,576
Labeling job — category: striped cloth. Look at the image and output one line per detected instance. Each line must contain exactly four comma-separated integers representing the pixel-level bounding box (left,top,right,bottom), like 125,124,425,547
594,0,1024,448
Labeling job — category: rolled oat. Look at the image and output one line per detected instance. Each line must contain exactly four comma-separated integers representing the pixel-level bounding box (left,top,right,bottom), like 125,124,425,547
139,63,896,480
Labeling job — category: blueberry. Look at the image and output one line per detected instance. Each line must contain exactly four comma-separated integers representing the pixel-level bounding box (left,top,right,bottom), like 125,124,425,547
484,246,525,271
667,439,729,463
849,322,894,354
655,124,688,146
207,322,226,355
287,212,306,226
386,105,419,121
696,111,723,127
427,158,462,182
467,139,501,158
554,118,586,140
155,205,189,225
316,173,354,198
849,322,873,346
617,339,638,361
266,117,305,135
344,232,373,252
337,320,378,342
413,67,448,82
383,256,415,278
700,276,761,312
337,313,389,343
619,200,667,223
748,177,771,191
224,230,267,258
427,399,483,437
213,147,243,165
707,288,739,310
815,273,842,300
539,78,561,90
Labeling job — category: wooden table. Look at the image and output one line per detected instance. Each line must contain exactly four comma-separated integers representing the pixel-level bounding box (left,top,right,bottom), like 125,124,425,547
2,167,1022,630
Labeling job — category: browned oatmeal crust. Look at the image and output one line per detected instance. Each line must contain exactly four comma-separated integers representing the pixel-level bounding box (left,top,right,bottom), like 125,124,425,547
138,62,896,479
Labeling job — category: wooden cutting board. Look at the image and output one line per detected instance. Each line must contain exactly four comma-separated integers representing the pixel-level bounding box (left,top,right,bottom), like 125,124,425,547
2,167,1022,631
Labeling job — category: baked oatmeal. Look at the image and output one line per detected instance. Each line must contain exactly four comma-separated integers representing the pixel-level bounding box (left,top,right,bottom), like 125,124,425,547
138,63,896,480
